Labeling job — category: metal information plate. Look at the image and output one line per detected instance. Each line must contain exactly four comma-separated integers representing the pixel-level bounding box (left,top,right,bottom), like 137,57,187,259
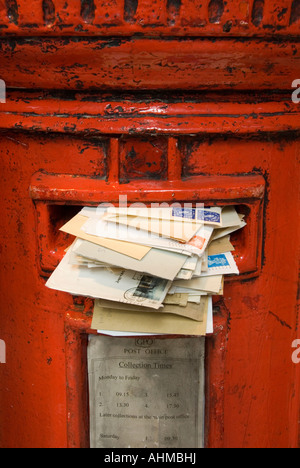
88,335,205,448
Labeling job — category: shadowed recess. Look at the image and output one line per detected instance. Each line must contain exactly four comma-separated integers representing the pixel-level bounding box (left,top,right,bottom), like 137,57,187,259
124,0,138,22
81,0,96,23
42,0,55,25
290,0,300,25
5,0,19,24
167,0,181,16
251,0,264,27
208,0,224,24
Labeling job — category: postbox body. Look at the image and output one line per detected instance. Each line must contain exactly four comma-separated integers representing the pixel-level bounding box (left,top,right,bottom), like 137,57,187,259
0,0,299,448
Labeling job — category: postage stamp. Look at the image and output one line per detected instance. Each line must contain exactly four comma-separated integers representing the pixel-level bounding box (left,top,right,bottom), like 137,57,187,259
208,254,230,268
172,207,221,224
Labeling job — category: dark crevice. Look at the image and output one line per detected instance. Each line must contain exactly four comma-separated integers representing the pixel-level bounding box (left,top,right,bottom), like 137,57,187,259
208,0,224,24
5,0,19,25
124,0,138,23
251,0,265,27
167,0,181,16
80,0,96,24
42,0,55,26
290,0,300,25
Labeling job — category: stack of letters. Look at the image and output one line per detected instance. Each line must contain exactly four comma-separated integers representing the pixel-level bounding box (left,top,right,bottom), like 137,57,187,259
46,204,246,336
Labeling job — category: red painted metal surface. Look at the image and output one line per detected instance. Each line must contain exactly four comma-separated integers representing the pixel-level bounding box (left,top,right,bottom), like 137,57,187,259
0,38,299,90
0,91,300,134
0,0,299,37
0,0,299,449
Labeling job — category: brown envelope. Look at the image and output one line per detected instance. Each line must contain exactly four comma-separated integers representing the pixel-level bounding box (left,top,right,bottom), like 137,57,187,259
60,214,151,260
208,236,235,256
97,297,208,322
92,299,209,336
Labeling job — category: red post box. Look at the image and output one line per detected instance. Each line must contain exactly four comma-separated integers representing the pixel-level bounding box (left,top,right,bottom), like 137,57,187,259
0,0,299,448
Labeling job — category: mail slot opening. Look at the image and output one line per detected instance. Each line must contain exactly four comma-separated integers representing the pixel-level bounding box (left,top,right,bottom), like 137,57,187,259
37,204,83,273
227,204,251,272
48,204,81,243
36,198,258,280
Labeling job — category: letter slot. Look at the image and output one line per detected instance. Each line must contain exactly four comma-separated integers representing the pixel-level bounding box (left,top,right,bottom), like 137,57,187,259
30,172,265,280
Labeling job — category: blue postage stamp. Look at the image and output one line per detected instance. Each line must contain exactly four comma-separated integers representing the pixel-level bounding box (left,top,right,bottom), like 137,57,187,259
172,207,221,223
172,207,196,220
197,210,221,223
208,254,230,268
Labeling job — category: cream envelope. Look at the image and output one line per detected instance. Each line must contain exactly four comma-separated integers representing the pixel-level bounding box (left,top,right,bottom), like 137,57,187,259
164,293,189,307
173,274,223,294
211,220,247,241
96,296,208,322
220,206,243,228
162,299,207,322
72,238,189,281
169,287,208,295
92,298,209,336
175,269,195,280
163,290,201,306
186,295,202,304
60,214,151,260
170,281,223,296
208,236,235,256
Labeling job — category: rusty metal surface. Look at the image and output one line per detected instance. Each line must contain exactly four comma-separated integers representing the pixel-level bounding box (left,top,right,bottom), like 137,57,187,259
0,37,299,90
0,91,299,133
0,107,299,447
0,0,299,37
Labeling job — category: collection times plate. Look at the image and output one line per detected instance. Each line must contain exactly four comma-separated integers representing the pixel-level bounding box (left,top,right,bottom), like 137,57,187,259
88,335,205,448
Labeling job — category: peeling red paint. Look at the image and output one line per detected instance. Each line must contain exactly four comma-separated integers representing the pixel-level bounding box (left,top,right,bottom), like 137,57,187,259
0,0,299,36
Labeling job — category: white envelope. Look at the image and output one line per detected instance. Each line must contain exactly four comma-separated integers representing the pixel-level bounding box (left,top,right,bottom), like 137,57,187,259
200,251,239,277
173,275,223,293
46,248,171,309
206,297,213,335
220,206,242,228
175,269,195,280
103,214,201,243
72,238,189,281
211,220,247,241
107,205,222,225
83,216,213,257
